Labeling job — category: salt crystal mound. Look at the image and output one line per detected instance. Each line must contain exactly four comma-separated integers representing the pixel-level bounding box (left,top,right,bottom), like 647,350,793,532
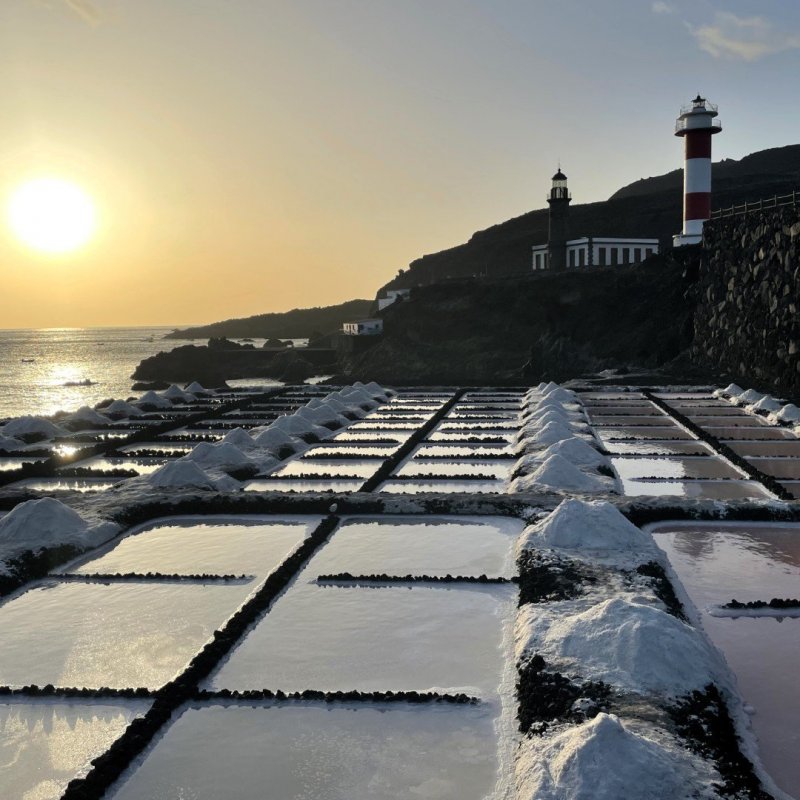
364,380,394,399
516,713,717,800
103,399,144,418
539,438,609,469
522,409,578,429
542,387,579,403
521,414,590,438
524,422,589,448
0,497,117,559
221,427,256,449
713,383,743,398
774,403,800,424
250,427,305,454
271,414,329,439
162,384,196,402
519,596,720,696
339,387,379,410
186,381,215,396
183,442,256,470
735,388,765,405
518,499,656,561
148,460,214,490
61,405,111,430
135,390,173,409
541,381,561,395
1,416,66,440
511,454,612,495
0,435,25,452
296,404,348,428
748,395,781,413
322,394,357,416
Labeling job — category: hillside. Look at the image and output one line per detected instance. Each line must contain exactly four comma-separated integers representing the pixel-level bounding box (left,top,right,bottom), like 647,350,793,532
341,254,698,385
381,144,800,293
165,299,372,340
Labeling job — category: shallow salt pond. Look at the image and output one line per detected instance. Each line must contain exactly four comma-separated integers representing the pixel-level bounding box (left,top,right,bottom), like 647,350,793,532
602,440,714,456
9,477,118,493
438,421,519,431
596,425,693,441
309,516,522,578
303,444,399,458
108,702,502,800
271,459,380,479
652,523,800,799
689,416,769,428
394,460,512,479
620,479,773,500
207,582,515,696
427,431,513,443
66,516,319,578
118,441,196,454
590,415,677,426
62,456,168,475
584,405,663,416
703,425,797,441
333,430,413,443
244,478,364,493
349,419,424,429
378,479,505,494
725,440,800,457
0,581,256,690
0,698,150,800
611,456,744,480
413,444,515,457
0,457,47,471
746,458,800,479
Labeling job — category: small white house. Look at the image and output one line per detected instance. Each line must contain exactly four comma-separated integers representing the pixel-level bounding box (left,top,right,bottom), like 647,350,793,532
377,288,411,310
343,319,384,336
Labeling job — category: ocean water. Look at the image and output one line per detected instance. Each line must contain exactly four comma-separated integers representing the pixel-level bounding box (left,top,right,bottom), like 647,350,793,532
0,327,178,420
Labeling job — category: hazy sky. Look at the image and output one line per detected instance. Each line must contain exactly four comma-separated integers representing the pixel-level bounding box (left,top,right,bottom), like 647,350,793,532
1,0,798,327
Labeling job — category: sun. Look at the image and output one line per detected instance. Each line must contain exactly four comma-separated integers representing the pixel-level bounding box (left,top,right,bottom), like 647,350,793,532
6,177,97,254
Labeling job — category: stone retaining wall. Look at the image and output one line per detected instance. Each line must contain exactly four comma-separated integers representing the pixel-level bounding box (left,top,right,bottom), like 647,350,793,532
693,206,800,397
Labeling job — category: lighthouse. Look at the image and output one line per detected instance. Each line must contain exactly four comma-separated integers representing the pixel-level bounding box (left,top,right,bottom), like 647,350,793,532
673,95,722,247
547,168,571,270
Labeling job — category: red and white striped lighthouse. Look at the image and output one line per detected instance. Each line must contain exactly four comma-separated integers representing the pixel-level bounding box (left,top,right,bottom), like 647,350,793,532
673,95,722,247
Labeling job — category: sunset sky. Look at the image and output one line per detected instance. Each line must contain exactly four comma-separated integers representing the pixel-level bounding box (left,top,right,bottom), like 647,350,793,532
1,0,799,327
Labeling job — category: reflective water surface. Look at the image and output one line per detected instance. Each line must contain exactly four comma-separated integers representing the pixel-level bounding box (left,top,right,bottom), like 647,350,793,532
653,523,800,798
0,698,150,800
309,516,522,578
207,583,515,697
109,702,502,800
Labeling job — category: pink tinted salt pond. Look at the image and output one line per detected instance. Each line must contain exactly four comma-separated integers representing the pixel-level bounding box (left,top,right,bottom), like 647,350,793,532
651,522,800,798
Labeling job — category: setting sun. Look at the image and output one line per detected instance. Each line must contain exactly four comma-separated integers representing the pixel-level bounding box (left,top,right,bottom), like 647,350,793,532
6,177,96,254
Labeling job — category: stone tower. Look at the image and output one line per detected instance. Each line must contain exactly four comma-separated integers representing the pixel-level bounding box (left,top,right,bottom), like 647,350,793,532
547,168,571,271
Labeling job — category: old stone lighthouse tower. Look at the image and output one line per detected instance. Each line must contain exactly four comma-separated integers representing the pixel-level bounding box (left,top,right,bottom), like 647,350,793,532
547,168,571,271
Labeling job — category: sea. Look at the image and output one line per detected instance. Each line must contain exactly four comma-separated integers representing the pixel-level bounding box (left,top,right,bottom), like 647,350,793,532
0,327,180,420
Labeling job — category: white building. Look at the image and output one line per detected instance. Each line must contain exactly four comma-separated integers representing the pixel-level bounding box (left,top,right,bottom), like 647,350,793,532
342,319,384,336
377,288,411,310
532,236,659,271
